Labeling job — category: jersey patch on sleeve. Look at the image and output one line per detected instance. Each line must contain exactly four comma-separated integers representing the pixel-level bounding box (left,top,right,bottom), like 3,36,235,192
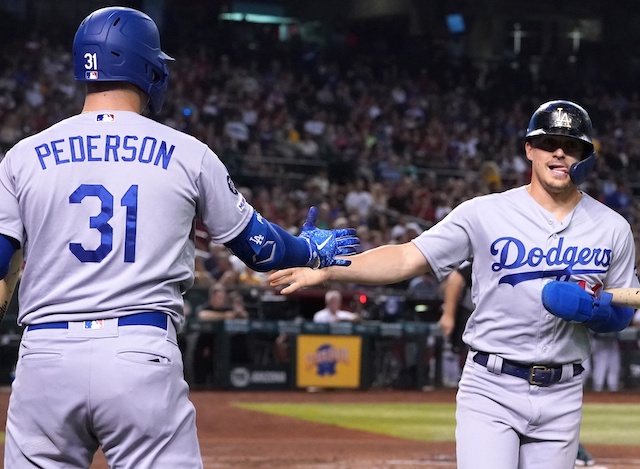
237,196,246,212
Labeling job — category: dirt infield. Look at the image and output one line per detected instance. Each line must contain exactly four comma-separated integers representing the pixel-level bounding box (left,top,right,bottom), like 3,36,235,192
1,388,639,468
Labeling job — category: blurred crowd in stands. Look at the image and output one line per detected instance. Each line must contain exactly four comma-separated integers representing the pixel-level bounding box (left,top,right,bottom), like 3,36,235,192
1,33,640,298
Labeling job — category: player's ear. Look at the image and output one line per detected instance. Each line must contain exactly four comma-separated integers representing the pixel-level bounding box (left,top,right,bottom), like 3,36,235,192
524,140,534,162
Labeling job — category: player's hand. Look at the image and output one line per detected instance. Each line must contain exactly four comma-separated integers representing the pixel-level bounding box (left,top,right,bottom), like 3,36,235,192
269,267,329,295
541,281,603,323
298,206,359,268
438,312,455,338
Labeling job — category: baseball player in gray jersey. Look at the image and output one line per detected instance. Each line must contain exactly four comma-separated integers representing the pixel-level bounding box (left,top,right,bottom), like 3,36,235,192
270,100,638,469
0,7,358,468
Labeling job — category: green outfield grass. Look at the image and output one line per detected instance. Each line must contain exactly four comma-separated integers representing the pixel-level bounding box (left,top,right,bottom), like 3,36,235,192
235,402,640,445
579,404,640,445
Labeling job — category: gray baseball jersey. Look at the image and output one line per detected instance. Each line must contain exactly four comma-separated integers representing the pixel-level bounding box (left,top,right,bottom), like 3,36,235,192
413,186,639,365
0,110,252,329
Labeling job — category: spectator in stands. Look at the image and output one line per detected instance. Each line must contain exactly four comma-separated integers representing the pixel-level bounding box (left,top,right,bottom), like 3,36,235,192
344,178,374,222
604,177,633,221
204,243,238,285
296,130,321,158
228,253,270,287
313,202,332,230
193,255,215,289
478,160,503,192
410,187,436,224
309,169,330,197
197,284,248,321
407,271,442,304
313,290,360,323
192,283,249,387
369,182,389,214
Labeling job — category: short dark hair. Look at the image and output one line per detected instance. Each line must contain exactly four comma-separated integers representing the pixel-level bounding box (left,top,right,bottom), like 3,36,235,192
85,81,140,94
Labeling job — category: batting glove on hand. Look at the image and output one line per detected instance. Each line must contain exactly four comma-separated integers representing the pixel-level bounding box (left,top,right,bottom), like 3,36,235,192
299,206,360,268
541,281,611,323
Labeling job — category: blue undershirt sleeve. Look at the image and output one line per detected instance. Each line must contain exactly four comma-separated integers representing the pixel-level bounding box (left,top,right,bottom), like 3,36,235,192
0,235,18,279
224,211,312,272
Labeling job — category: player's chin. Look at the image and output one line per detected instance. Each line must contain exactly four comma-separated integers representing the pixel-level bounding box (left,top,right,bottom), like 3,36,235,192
545,174,573,192
547,179,574,193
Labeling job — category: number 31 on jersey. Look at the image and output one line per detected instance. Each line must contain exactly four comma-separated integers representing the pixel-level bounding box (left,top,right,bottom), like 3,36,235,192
69,184,138,263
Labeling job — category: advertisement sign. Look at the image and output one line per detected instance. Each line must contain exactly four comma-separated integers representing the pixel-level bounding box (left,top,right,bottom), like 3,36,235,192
296,335,362,388
228,365,289,390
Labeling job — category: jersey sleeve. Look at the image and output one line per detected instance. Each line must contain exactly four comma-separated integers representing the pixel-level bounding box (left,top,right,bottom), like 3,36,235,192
0,151,25,244
605,219,640,290
458,259,473,284
412,199,475,281
195,147,253,244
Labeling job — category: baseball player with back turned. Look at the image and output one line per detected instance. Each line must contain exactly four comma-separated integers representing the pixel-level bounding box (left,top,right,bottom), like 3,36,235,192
0,7,358,468
270,100,638,469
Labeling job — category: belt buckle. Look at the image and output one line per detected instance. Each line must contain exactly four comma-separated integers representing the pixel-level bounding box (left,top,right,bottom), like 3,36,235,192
529,365,550,385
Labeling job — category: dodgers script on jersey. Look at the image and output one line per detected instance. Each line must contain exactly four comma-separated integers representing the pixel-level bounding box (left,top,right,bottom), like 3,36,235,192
412,186,639,365
0,110,252,328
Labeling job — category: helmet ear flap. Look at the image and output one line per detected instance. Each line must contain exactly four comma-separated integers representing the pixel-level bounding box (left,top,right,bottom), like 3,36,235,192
569,150,596,186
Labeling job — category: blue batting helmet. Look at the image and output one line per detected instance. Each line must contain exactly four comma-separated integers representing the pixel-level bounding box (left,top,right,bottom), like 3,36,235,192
525,100,596,185
73,7,174,114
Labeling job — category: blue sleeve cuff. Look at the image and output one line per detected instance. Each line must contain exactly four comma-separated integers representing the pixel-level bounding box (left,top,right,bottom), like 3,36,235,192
586,303,635,333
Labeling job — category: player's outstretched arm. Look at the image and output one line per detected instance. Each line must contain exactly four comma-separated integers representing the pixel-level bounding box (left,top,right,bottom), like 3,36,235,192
269,266,329,294
270,242,429,295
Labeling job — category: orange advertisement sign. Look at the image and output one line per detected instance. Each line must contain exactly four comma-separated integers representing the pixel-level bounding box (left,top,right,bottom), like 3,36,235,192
296,335,362,388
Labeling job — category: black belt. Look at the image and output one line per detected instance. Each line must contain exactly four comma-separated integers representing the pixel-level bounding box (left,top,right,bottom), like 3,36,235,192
26,312,168,331
473,352,583,386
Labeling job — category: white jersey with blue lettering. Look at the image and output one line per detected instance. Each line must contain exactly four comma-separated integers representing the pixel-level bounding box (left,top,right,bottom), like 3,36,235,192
0,110,252,329
412,185,639,365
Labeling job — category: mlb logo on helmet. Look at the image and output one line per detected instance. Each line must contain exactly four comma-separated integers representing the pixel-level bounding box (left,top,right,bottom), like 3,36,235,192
86,71,99,80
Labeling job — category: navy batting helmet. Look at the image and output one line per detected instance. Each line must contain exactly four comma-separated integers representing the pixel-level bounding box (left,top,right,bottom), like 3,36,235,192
73,7,174,114
525,100,596,185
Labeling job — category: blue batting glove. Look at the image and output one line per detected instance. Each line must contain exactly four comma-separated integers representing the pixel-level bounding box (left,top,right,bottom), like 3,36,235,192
299,206,360,268
541,281,598,323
